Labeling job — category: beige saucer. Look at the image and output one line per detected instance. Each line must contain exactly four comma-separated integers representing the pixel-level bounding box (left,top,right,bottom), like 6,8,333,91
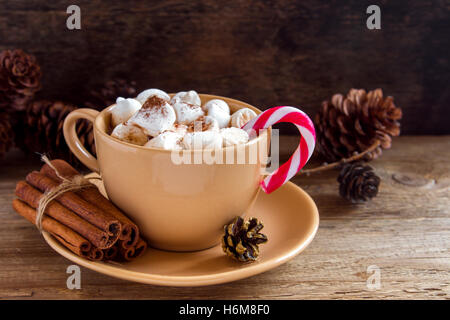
42,178,319,287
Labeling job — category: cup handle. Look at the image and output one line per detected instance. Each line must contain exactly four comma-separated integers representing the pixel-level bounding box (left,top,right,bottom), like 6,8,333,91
242,106,316,194
63,108,100,172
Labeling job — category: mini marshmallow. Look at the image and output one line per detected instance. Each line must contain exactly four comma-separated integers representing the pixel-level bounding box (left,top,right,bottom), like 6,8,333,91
111,123,148,146
182,131,223,150
206,104,231,129
144,131,183,150
127,96,176,137
187,115,219,132
220,127,249,147
168,123,188,136
136,88,170,104
203,99,230,114
171,90,201,106
111,97,142,128
203,99,231,129
202,100,230,129
230,107,257,128
171,100,204,125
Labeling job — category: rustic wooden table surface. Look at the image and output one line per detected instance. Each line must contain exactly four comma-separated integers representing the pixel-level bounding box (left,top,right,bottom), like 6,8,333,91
0,135,449,299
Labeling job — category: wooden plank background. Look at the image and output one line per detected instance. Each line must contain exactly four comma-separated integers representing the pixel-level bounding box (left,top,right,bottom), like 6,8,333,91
0,0,448,134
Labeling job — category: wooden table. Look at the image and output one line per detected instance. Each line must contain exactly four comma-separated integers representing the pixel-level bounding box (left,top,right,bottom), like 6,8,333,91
1,136,449,299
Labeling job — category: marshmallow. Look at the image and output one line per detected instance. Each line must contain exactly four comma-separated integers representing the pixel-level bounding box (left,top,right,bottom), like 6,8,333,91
171,90,201,106
207,105,231,129
187,115,219,132
203,99,230,114
111,123,148,146
203,99,230,129
230,108,257,128
136,88,170,104
171,100,204,125
168,123,188,136
144,131,183,150
127,96,176,137
110,98,142,128
183,131,223,150
220,127,249,147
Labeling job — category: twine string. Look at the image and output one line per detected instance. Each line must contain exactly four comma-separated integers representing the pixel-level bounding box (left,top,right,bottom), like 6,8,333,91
35,155,99,231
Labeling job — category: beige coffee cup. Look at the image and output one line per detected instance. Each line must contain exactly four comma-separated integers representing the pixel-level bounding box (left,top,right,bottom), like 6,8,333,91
64,94,269,251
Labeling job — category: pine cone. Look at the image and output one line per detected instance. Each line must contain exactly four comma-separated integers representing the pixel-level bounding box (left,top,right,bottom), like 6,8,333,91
16,100,95,164
0,112,14,157
0,49,42,112
84,79,137,111
315,88,402,162
222,216,268,262
337,162,380,203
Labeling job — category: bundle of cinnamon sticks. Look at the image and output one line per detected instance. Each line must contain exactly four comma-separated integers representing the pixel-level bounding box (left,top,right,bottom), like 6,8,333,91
12,159,147,262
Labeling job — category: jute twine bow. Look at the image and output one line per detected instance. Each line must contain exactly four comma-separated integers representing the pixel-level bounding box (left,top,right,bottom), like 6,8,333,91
35,155,99,231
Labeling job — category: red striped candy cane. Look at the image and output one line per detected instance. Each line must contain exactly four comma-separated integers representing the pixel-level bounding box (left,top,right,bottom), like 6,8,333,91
242,106,316,194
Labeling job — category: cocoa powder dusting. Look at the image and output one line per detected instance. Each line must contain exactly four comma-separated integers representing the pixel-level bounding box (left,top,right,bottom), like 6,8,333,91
141,96,169,117
142,96,166,109
187,116,208,132
186,103,198,109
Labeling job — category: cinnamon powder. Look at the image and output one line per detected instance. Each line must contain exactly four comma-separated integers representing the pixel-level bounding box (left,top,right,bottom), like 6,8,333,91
142,96,169,116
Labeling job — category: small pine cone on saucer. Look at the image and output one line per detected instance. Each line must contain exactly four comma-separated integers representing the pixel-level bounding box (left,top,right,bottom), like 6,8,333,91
0,112,14,157
0,49,42,113
84,79,137,111
337,162,380,203
315,88,402,162
222,216,268,262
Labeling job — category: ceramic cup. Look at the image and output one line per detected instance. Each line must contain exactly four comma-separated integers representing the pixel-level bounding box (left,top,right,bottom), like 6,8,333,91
63,94,270,251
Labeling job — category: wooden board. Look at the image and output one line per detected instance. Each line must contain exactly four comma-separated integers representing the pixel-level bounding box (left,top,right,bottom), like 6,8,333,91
0,135,449,299
0,1,449,134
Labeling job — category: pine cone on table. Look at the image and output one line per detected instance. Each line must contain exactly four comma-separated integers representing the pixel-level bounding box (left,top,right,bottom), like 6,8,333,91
0,112,14,157
222,216,268,262
84,79,137,111
337,162,380,203
0,49,42,113
315,88,402,162
16,100,95,164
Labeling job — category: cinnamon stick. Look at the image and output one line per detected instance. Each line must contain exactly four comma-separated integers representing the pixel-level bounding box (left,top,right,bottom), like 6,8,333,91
89,247,104,261
118,237,147,261
118,246,134,261
15,181,111,249
103,245,118,261
12,199,91,258
25,171,121,246
40,160,139,247
131,238,147,259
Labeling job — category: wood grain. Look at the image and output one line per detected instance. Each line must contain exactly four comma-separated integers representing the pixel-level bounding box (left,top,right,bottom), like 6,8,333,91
0,136,449,299
0,1,448,134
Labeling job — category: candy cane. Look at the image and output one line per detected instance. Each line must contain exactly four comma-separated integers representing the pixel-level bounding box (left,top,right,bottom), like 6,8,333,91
242,106,316,194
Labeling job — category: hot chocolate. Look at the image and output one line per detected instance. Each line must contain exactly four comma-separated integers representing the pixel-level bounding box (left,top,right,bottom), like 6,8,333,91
109,89,257,150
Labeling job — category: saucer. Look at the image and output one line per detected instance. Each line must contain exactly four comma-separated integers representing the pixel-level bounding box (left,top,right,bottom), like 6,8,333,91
43,177,319,286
